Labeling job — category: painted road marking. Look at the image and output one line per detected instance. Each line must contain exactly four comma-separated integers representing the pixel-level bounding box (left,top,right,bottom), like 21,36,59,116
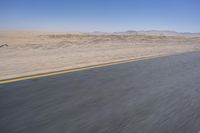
0,54,171,84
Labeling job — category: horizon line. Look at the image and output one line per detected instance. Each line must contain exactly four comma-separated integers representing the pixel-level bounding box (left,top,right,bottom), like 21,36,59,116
0,29,200,34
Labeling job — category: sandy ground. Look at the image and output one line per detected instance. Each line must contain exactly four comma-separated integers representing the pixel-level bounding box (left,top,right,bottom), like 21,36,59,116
0,31,200,80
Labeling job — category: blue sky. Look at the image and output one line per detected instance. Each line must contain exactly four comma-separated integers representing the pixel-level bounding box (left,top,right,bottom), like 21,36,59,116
0,0,199,32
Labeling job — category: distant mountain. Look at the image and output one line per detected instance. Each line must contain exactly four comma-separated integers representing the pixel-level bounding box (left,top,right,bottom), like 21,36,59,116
89,30,200,36
136,30,178,36
124,30,137,33
123,30,200,36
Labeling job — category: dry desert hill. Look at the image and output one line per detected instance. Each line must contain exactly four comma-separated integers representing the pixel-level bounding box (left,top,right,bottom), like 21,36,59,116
0,31,200,80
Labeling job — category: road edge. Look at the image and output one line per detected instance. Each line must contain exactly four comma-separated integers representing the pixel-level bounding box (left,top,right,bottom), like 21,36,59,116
0,53,185,84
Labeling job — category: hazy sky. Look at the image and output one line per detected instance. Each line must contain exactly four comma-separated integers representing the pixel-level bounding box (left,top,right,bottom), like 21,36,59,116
0,0,199,32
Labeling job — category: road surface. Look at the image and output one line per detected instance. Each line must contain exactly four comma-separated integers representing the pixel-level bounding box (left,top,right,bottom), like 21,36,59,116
1,52,200,133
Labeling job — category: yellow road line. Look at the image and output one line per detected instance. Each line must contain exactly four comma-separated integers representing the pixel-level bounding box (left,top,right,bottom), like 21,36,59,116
0,54,169,84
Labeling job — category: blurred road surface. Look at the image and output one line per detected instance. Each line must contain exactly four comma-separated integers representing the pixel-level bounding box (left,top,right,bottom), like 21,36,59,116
1,52,200,133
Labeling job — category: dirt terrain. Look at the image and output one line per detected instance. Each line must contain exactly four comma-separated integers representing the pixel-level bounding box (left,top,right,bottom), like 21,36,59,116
0,31,200,80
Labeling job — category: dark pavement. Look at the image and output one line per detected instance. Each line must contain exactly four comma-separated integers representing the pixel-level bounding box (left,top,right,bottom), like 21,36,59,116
1,52,200,133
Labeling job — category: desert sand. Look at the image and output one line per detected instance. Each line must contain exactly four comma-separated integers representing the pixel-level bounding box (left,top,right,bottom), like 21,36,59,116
0,31,200,80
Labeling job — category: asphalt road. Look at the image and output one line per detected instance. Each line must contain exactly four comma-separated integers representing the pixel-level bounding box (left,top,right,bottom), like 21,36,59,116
1,52,200,133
